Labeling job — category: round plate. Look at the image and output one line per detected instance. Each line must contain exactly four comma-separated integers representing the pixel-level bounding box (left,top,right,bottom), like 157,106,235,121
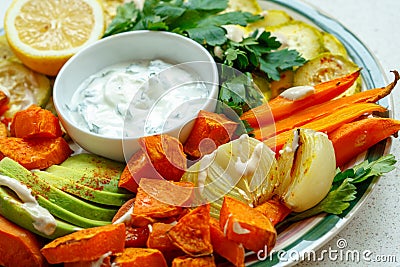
246,1,392,266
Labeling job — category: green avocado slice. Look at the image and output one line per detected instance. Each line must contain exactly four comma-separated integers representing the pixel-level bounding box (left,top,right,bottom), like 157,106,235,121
0,157,118,221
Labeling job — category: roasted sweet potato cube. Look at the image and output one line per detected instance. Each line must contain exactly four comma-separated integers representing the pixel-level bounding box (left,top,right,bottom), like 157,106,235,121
41,223,126,264
171,255,216,267
118,149,164,193
167,204,212,257
147,223,185,263
254,199,292,226
220,196,277,253
133,178,193,220
209,217,245,267
139,134,187,182
112,247,167,267
184,110,238,159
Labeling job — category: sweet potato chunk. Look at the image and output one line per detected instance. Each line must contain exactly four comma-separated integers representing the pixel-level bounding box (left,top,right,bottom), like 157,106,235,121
119,134,187,192
171,255,216,267
254,199,292,226
118,150,163,193
0,215,47,267
147,223,185,263
209,218,245,267
41,223,125,264
0,136,72,169
167,204,213,257
184,110,237,159
112,248,167,267
220,196,277,253
10,105,63,139
139,134,187,182
133,178,193,220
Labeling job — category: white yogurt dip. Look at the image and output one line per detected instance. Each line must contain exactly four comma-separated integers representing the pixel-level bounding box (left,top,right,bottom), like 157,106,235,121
67,59,211,138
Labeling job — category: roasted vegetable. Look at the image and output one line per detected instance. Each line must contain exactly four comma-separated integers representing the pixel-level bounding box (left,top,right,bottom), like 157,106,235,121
329,117,400,166
0,215,47,267
183,110,238,159
112,247,168,267
167,204,213,257
209,217,245,267
220,196,276,253
10,104,62,139
240,70,360,128
0,136,72,170
41,223,125,264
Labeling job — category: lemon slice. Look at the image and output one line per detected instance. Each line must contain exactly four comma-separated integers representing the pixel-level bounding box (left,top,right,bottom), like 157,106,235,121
4,0,105,76
0,60,51,118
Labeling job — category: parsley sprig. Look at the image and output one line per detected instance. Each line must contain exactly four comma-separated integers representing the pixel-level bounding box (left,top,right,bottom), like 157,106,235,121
104,0,307,116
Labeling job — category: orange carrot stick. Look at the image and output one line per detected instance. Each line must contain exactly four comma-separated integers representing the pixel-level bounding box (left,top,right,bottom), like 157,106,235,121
264,103,387,152
329,117,400,166
253,71,399,140
241,69,361,128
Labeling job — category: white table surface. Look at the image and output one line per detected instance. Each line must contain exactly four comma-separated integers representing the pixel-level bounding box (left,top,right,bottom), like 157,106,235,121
0,1,399,266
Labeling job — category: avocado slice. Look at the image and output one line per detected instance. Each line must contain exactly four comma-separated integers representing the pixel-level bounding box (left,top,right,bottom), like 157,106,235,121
0,157,118,221
0,186,78,239
59,153,127,193
34,170,133,206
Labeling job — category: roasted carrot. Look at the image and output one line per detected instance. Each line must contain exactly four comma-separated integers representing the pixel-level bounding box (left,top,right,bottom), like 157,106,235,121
264,103,387,151
209,217,245,267
219,196,276,253
41,223,126,264
241,69,361,128
0,215,47,267
254,199,292,226
112,247,168,267
0,136,72,169
329,117,400,166
10,105,63,139
253,71,399,140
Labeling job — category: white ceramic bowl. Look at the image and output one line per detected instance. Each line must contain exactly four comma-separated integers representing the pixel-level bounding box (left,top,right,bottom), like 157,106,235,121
54,31,219,162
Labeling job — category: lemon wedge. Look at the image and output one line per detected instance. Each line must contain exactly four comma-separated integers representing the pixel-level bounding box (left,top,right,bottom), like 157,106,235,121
4,0,105,76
